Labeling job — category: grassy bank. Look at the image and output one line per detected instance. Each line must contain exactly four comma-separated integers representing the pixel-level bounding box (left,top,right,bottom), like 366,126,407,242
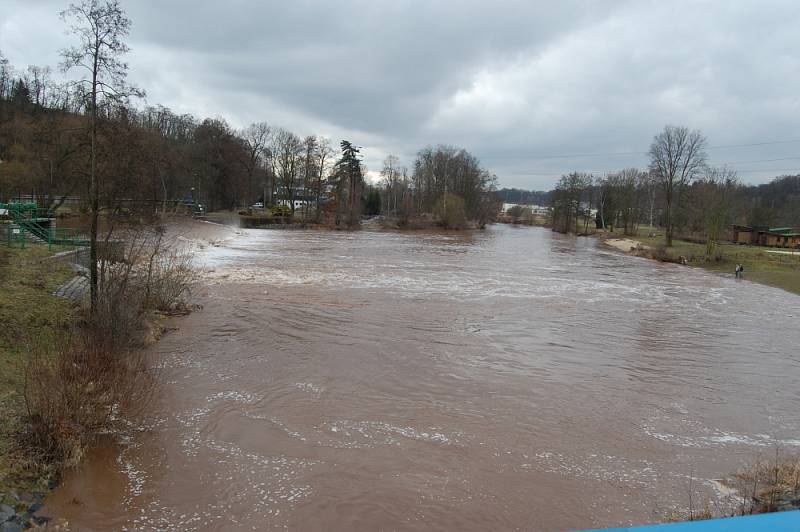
0,245,76,496
600,227,800,296
1,225,196,503
0,226,197,529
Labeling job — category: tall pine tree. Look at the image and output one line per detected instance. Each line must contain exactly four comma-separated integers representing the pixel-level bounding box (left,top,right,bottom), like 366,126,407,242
334,140,363,227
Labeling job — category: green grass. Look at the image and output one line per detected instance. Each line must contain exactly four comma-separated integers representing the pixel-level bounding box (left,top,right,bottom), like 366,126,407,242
632,227,800,296
0,244,76,497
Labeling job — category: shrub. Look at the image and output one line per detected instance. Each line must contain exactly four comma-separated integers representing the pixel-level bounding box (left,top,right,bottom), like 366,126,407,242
433,193,467,229
23,334,156,468
270,205,292,217
137,228,196,314
506,205,525,220
665,454,800,523
509,206,535,224
240,215,273,228
729,454,800,515
20,223,193,471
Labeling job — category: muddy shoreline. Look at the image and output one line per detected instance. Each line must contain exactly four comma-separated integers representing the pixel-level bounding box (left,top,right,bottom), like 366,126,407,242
26,217,243,528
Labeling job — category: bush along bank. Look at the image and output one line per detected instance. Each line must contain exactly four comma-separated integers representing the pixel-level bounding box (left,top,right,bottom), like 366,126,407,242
665,454,800,524
0,223,196,526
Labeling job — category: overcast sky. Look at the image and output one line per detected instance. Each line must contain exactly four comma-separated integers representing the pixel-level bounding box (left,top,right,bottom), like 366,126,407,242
1,0,799,188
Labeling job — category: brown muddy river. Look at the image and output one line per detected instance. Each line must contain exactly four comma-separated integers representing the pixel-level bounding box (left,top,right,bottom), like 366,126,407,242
48,225,800,531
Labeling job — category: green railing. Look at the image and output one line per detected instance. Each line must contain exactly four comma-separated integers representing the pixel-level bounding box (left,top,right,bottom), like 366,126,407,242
20,219,49,241
1,202,88,250
47,227,90,250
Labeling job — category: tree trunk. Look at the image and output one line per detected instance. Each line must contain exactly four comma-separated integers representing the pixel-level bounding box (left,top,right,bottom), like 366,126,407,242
89,46,99,315
665,195,673,247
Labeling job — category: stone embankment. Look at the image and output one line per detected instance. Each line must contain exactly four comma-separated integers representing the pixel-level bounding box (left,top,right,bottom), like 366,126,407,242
0,490,51,531
44,249,91,304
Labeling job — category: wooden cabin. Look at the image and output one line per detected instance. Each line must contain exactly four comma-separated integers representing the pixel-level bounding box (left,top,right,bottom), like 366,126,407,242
732,225,800,248
732,225,755,244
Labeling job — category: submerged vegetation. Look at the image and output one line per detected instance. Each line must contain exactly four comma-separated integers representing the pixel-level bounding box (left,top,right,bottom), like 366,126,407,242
0,224,195,503
667,453,800,523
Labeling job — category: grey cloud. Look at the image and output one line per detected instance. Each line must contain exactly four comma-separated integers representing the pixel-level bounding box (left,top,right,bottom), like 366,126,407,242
1,0,798,188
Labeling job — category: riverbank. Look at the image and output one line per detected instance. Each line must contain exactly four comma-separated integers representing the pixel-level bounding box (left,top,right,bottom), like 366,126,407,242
598,230,800,296
0,244,75,528
202,211,492,232
0,218,237,529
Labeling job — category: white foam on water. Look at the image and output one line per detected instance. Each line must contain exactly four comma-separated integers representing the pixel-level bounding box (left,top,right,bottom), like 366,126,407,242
207,390,259,404
530,450,659,488
641,408,800,449
294,382,324,397
321,419,463,448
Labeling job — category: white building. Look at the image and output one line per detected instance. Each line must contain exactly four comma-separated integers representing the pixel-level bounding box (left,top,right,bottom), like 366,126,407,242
502,203,551,216
276,198,313,211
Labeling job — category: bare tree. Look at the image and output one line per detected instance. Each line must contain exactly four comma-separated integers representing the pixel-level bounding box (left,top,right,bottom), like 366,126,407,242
381,154,400,215
551,172,592,234
240,122,270,206
26,65,54,107
313,137,334,222
61,0,142,313
648,125,707,246
0,50,13,102
642,170,658,232
611,168,643,236
595,174,608,230
410,145,494,222
300,135,319,221
700,166,739,256
271,128,302,214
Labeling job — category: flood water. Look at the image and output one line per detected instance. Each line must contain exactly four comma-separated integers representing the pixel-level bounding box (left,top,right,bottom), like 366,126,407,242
47,225,800,531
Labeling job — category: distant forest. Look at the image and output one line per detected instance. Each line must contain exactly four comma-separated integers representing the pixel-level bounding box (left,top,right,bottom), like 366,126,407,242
545,124,799,250
502,176,800,228
1,43,796,237
0,44,498,228
742,175,800,227
495,188,552,206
